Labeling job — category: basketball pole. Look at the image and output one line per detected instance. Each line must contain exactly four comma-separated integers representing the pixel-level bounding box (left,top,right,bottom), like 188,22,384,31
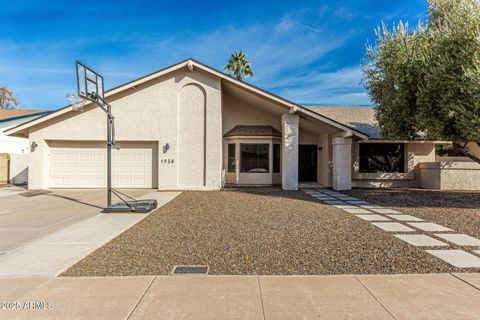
81,92,114,207
75,61,157,213
89,93,113,207
87,93,135,210
107,103,112,206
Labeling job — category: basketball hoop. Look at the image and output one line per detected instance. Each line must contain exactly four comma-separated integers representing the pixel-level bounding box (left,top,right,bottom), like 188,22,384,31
70,60,157,213
66,93,86,111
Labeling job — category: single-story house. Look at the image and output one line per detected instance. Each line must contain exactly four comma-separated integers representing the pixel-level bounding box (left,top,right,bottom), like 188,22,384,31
4,59,480,191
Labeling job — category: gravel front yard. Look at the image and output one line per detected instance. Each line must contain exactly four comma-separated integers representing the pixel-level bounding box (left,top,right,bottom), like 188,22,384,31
345,188,480,239
62,187,473,276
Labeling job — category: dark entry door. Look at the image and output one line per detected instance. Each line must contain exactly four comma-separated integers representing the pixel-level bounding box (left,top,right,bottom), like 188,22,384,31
298,145,317,182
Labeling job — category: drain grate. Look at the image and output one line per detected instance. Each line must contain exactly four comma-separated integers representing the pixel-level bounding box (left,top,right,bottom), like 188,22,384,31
171,265,209,275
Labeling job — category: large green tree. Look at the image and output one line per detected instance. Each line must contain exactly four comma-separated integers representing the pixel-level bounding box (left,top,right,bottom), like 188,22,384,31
224,51,254,80
363,0,480,160
0,85,19,110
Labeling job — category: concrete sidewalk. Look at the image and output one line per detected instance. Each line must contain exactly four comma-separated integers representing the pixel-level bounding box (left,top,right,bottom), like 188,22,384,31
0,191,180,277
1,273,479,319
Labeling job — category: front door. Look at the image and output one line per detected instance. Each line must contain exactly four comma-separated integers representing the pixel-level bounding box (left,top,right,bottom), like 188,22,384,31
298,145,317,182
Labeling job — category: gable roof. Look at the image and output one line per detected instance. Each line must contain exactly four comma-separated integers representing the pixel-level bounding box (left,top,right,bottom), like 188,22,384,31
4,59,368,139
305,106,380,138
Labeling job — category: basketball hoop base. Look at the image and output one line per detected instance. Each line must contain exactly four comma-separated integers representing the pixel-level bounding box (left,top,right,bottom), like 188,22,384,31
101,199,158,214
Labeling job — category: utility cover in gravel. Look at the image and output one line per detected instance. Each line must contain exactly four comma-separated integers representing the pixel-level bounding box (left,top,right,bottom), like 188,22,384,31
62,188,477,276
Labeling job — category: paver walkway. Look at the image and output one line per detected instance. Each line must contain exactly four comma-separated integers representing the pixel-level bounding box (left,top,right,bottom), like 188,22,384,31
304,189,480,268
1,273,479,319
0,191,180,277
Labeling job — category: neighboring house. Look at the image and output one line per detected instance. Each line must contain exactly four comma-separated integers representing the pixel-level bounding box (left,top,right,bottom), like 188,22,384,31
4,59,479,190
0,110,50,184
0,110,50,154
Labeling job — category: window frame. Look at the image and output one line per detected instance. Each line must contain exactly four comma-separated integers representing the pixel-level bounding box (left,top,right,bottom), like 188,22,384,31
227,143,236,173
239,143,270,173
359,143,406,173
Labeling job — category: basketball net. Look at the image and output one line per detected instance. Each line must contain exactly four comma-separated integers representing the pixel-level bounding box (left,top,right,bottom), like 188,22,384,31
66,93,87,111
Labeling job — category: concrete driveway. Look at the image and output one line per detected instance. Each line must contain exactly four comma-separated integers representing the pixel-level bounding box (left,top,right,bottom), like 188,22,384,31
0,186,180,276
0,186,152,255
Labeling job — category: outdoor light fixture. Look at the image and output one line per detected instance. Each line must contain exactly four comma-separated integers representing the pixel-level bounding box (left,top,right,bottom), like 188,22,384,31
163,143,170,153
30,141,38,152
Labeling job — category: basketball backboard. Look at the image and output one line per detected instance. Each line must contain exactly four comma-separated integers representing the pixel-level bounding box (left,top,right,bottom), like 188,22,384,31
76,61,104,100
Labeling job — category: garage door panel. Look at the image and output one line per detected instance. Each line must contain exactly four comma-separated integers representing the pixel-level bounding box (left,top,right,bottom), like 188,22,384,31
66,153,78,161
49,143,155,188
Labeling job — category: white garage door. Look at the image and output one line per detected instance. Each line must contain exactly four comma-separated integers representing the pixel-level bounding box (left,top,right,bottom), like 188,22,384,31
49,142,156,188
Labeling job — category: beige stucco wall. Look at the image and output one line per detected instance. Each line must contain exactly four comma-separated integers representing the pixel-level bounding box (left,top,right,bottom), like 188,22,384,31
409,143,436,166
352,142,436,188
317,133,332,187
222,93,283,186
298,129,317,144
222,94,281,134
27,68,222,190
9,153,28,185
420,160,480,190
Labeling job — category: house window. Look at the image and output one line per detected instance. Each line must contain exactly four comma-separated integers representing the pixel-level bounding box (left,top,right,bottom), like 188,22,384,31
240,144,269,173
273,144,280,173
228,144,236,173
359,143,405,173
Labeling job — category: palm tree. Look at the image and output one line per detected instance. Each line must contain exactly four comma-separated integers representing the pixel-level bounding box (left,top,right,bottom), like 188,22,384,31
224,51,254,80
0,86,19,110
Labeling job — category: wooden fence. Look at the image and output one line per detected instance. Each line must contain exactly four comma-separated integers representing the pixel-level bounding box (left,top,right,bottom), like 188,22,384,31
0,153,9,184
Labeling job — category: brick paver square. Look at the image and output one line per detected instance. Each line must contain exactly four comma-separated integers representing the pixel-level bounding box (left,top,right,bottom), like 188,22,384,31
372,222,415,232
371,208,402,214
394,234,448,247
387,215,423,222
334,205,359,209
323,200,347,205
343,208,372,214
360,205,383,209
356,214,391,221
434,234,480,246
426,250,480,268
345,200,370,205
407,223,452,232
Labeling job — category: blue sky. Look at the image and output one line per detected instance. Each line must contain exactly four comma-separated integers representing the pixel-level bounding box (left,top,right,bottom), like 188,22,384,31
0,0,427,110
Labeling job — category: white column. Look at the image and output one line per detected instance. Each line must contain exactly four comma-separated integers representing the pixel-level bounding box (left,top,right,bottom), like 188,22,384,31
281,113,299,190
332,136,352,191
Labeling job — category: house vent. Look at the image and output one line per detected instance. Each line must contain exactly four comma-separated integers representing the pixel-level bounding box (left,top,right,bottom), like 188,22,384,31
171,265,209,275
